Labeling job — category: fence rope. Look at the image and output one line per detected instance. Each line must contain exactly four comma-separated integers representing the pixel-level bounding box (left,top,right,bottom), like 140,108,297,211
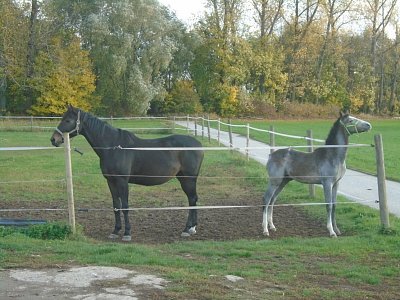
188,116,371,145
2,114,372,147
69,173,373,179
0,199,378,213
0,146,62,151
0,179,65,184
88,144,373,151
0,143,374,153
0,170,375,186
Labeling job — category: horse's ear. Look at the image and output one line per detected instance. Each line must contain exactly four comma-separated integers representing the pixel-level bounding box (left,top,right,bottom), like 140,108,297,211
67,104,77,112
340,109,349,118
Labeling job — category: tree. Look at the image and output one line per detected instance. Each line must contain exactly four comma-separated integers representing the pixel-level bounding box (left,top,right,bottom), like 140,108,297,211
316,0,354,104
29,37,97,115
247,41,287,105
388,23,400,113
79,0,181,115
163,80,202,114
361,0,397,112
282,0,321,102
192,0,249,116
252,0,284,39
25,0,38,108
0,0,30,114
251,0,285,95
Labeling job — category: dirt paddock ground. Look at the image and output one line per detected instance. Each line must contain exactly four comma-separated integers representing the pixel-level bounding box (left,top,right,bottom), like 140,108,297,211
1,197,328,243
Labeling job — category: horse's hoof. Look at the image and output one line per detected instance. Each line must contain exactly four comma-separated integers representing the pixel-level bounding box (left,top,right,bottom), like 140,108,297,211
108,233,119,239
263,231,269,236
188,226,196,235
330,233,337,238
122,235,132,242
181,232,191,237
181,226,197,237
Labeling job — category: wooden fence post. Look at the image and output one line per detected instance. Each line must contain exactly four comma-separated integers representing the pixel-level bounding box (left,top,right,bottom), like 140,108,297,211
307,129,315,198
217,118,221,145
269,125,275,154
194,117,197,137
201,116,205,140
63,133,76,234
246,123,250,160
186,115,189,134
207,115,211,143
228,119,233,151
374,134,390,229
172,116,176,133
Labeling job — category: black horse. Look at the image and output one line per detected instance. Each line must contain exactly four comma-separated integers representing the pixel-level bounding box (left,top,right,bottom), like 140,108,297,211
262,112,371,237
51,105,204,241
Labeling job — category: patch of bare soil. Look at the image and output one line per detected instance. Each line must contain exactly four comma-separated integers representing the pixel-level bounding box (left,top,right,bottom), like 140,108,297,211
0,196,328,243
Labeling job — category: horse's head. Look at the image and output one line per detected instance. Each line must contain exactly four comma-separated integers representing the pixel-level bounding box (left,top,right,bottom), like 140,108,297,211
51,105,82,147
339,112,372,135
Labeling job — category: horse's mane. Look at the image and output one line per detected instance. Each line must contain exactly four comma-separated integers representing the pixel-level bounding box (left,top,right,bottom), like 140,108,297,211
80,110,141,148
82,112,112,133
325,116,347,145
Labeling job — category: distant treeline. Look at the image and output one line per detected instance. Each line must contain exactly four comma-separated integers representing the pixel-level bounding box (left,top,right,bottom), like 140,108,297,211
0,0,399,117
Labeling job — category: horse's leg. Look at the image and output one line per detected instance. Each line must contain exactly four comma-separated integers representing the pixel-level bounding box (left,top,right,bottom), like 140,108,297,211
267,178,290,233
332,182,341,236
262,181,281,236
119,180,131,241
322,181,336,237
177,173,198,237
107,178,131,241
262,184,273,236
107,179,122,239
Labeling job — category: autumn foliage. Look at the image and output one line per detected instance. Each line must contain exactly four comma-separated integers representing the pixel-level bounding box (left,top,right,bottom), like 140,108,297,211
29,38,97,116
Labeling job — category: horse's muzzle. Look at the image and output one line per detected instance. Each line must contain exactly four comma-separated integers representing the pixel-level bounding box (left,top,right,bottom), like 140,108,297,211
50,131,64,147
364,122,372,132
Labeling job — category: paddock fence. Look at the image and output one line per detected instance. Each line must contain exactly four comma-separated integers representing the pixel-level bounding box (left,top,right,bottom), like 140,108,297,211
0,115,389,234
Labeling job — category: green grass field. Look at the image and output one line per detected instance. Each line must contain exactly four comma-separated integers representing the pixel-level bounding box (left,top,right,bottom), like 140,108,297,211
1,118,399,299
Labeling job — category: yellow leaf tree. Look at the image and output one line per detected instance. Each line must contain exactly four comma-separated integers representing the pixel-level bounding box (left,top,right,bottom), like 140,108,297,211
29,37,98,115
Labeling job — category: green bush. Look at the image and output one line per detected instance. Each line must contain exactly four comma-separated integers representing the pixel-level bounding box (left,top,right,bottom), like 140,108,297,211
0,222,72,240
163,80,203,114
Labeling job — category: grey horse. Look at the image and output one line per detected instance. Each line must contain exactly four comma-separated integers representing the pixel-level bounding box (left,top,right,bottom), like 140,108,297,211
262,112,371,237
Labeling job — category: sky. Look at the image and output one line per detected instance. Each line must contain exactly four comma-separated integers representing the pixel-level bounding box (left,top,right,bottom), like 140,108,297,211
158,0,206,25
157,1,397,39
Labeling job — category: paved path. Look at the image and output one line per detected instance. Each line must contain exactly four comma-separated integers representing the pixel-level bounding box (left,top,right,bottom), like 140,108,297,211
177,121,400,218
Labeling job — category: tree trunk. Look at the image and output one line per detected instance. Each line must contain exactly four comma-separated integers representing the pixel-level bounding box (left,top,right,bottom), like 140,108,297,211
25,0,39,109
389,26,399,112
0,53,6,113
